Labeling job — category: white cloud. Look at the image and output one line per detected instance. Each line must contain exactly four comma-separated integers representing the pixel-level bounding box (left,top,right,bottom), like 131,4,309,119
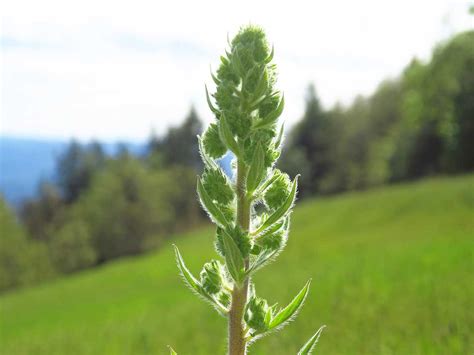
1,0,473,140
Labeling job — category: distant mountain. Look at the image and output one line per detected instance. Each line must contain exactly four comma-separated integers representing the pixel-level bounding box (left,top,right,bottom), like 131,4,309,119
0,136,144,207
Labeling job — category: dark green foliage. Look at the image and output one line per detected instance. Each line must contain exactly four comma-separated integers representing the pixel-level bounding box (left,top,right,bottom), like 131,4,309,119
48,220,97,273
281,30,474,197
0,197,54,291
57,140,105,203
21,182,64,242
76,158,198,262
149,106,203,169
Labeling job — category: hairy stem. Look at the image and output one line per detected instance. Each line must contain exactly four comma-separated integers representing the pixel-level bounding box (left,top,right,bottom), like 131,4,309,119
228,159,250,355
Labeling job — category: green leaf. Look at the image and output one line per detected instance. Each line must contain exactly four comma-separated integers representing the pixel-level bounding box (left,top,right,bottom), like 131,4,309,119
197,177,230,228
173,245,202,295
205,85,220,115
210,66,220,85
247,248,277,275
265,45,274,64
168,345,178,355
198,135,218,170
255,175,298,235
173,245,228,314
274,123,285,150
246,142,266,193
253,66,269,100
253,94,285,129
221,229,245,285
297,326,326,355
269,279,311,330
219,113,241,156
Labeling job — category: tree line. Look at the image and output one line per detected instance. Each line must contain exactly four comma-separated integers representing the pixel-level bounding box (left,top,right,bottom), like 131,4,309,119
1,30,472,292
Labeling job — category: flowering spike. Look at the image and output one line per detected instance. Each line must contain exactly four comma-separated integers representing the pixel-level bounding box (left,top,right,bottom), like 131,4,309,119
172,25,323,354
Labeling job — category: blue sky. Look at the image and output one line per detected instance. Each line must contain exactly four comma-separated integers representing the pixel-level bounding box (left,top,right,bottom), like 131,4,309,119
1,0,472,141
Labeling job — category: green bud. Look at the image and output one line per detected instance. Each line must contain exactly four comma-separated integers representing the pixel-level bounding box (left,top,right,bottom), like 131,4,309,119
200,260,226,294
244,296,270,332
264,170,291,210
258,229,286,251
215,226,251,258
202,123,227,159
202,167,235,205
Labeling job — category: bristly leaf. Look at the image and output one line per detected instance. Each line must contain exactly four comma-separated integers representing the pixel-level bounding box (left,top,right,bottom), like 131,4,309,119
297,326,326,355
173,245,201,294
197,177,230,228
268,279,311,330
253,94,285,129
173,245,228,314
168,345,178,355
221,229,245,285
246,248,277,275
219,113,241,157
255,175,298,235
246,142,266,193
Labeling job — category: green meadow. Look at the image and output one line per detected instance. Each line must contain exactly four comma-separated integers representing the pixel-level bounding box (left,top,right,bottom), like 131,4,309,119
1,175,473,354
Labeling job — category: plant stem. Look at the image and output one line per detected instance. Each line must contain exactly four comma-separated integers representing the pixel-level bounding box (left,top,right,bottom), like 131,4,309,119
228,159,250,355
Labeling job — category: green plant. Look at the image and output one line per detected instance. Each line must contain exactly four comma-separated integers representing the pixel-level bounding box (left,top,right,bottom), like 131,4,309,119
173,25,324,354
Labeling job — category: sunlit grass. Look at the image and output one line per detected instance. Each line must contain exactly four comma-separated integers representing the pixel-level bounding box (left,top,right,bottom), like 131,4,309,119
1,175,473,354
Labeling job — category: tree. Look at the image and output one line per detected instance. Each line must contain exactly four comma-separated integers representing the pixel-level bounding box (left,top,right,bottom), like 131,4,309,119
149,106,203,170
281,85,334,195
57,140,105,203
49,219,97,273
0,197,54,291
21,182,64,242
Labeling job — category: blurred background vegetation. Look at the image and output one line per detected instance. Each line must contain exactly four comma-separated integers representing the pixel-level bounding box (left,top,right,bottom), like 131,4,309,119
0,20,473,355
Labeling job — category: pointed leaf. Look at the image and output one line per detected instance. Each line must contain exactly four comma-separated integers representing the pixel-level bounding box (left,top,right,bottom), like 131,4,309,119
265,45,275,64
173,245,228,314
210,66,220,85
274,123,285,150
173,245,202,294
197,177,229,227
249,94,269,111
254,170,279,197
246,142,266,193
269,279,311,330
254,94,285,129
205,85,220,115
220,55,229,65
219,113,241,156
247,248,277,275
168,346,178,355
297,326,326,355
255,175,298,235
253,66,269,100
221,229,245,284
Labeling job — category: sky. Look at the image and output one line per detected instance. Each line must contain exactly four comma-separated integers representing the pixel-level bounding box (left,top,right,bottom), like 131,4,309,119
1,0,473,142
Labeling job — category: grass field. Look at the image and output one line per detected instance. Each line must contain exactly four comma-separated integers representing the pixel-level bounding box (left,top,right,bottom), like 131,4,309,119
1,175,473,354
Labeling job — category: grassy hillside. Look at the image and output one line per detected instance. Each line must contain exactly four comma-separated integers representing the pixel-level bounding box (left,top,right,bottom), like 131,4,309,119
1,175,473,354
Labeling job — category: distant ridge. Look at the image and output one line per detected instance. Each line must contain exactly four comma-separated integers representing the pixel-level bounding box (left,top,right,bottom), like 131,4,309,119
0,136,145,207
